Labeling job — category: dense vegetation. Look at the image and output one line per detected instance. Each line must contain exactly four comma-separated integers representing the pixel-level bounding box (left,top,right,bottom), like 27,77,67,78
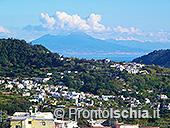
133,49,170,68
0,95,31,115
0,38,61,77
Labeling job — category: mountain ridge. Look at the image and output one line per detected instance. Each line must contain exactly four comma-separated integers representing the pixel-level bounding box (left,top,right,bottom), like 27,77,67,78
31,33,149,59
106,39,170,50
132,49,170,68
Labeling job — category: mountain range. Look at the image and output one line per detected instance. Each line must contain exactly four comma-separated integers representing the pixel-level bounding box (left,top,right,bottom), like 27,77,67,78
106,39,170,50
32,32,170,61
31,33,147,61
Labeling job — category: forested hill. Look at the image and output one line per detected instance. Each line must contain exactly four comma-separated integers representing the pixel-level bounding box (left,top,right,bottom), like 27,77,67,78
0,38,61,76
1,38,170,97
132,49,170,68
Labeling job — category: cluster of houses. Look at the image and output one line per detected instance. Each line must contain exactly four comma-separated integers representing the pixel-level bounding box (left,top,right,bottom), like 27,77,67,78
110,62,149,74
0,75,167,128
59,57,148,75
1,74,169,111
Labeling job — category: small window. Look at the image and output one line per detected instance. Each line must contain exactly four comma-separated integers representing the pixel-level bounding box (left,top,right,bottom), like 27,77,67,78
42,122,46,126
28,121,32,124
16,125,20,128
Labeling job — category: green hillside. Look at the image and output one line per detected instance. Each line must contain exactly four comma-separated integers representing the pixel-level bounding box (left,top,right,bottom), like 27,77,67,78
0,38,61,77
133,49,170,68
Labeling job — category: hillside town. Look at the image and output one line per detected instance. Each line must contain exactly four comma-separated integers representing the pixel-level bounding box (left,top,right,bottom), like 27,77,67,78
0,61,168,127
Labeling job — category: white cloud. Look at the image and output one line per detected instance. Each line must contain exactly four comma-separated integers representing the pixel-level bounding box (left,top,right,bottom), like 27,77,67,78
24,11,142,36
150,29,170,42
23,11,170,42
87,13,107,32
116,36,139,41
0,25,10,34
25,11,110,33
113,26,140,34
40,13,56,29
159,38,170,42
113,26,129,33
54,11,90,31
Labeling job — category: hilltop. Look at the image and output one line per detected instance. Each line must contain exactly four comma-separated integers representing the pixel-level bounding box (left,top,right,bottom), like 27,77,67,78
0,38,60,77
133,49,170,68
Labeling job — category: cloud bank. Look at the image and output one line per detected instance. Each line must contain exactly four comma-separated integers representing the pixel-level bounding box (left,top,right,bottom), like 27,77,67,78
24,11,110,33
23,11,170,42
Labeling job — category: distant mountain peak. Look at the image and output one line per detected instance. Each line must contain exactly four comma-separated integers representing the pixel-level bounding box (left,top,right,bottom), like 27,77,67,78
32,33,148,60
67,32,92,39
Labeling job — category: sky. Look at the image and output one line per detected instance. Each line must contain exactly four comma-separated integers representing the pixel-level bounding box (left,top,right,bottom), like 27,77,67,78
0,0,170,42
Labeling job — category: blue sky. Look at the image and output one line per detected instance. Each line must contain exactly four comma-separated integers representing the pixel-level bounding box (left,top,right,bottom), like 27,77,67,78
0,0,170,42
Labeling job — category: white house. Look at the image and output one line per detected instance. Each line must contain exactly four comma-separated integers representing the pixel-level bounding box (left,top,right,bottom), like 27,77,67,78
116,65,125,72
17,84,24,89
22,92,31,97
145,98,150,104
158,94,168,100
34,94,44,101
0,80,5,84
104,58,111,63
5,84,13,90
47,73,52,76
74,71,78,74
59,58,64,61
110,64,119,68
29,99,39,103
